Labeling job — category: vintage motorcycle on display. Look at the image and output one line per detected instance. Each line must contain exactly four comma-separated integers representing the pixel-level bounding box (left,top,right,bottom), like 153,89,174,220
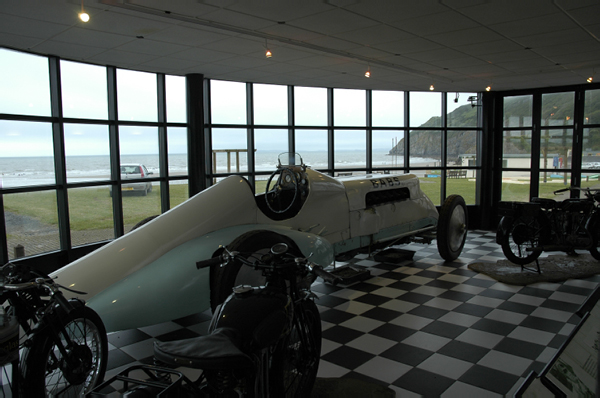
91,236,341,397
0,262,108,397
496,187,600,266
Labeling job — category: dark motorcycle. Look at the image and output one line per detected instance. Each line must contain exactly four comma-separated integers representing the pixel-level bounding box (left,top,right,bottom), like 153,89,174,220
90,233,341,397
496,187,600,266
0,262,108,397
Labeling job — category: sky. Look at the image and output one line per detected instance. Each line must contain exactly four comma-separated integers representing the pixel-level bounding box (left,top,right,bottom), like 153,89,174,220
0,47,475,157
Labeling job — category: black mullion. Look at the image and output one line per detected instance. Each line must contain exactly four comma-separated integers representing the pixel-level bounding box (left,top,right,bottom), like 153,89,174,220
246,82,255,190
571,88,585,191
107,66,124,238
203,78,212,188
440,93,447,201
404,91,410,169
288,85,295,156
186,73,205,196
327,88,334,174
49,56,71,252
530,93,542,199
157,73,169,212
366,90,372,173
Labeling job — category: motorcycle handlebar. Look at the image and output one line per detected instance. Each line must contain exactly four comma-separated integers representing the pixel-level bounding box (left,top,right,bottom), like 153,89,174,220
196,254,226,269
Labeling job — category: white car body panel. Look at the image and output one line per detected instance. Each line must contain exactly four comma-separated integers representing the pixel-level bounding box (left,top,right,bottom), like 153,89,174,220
52,165,439,332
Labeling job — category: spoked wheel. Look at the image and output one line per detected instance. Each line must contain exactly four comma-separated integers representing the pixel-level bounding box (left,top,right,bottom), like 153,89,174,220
501,216,543,265
20,305,108,397
271,300,322,397
437,195,468,261
211,230,302,310
588,216,600,261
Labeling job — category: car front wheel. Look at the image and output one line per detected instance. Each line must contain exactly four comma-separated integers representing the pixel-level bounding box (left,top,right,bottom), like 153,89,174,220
437,194,468,261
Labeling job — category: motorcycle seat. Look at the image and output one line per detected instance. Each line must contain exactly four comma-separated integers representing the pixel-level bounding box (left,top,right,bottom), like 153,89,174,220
531,197,556,209
154,327,253,370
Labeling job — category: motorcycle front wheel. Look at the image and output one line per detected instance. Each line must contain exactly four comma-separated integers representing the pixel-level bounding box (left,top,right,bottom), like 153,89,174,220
501,215,543,265
20,305,108,397
271,299,322,397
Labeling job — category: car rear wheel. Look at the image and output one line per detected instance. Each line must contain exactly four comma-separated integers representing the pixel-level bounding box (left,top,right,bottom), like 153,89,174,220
437,194,468,261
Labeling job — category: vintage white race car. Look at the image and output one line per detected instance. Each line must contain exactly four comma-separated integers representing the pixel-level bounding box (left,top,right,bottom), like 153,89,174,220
52,153,467,332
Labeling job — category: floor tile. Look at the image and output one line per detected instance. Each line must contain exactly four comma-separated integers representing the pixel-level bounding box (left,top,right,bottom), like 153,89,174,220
93,230,600,398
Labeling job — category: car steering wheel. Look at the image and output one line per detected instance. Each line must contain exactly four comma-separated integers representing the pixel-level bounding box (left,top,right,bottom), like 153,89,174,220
265,167,299,214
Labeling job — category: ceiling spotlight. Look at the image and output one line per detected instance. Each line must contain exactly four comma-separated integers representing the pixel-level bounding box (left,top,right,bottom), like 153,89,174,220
429,84,435,91
454,93,459,103
588,76,593,83
79,0,90,22
265,39,272,58
365,65,371,78
485,86,492,91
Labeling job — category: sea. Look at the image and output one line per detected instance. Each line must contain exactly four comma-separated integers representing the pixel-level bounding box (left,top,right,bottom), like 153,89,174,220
0,150,438,188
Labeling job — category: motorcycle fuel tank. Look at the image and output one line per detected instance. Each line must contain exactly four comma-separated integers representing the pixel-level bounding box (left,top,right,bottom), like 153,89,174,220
211,286,292,350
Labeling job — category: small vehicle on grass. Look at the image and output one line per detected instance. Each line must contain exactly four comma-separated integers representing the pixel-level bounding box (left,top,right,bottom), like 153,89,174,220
497,186,600,266
109,163,153,196
52,153,468,333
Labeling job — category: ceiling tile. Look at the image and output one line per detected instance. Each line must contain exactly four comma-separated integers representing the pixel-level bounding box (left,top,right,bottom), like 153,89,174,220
289,8,379,35
116,38,190,56
374,37,444,55
146,25,231,46
333,24,414,46
388,11,479,36
0,14,69,39
225,1,333,22
425,27,505,47
200,8,274,30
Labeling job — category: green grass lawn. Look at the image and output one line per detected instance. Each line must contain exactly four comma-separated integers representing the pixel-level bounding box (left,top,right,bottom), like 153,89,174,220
5,176,600,232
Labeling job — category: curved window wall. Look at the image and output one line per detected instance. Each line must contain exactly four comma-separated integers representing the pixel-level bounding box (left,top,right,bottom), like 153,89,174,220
0,48,187,261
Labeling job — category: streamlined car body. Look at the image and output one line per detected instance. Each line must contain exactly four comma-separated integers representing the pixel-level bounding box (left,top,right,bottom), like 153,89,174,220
52,153,467,332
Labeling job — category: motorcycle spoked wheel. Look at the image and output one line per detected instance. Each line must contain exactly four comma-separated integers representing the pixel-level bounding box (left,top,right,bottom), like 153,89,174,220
20,305,108,397
211,230,302,310
270,299,322,397
588,216,600,261
501,215,543,265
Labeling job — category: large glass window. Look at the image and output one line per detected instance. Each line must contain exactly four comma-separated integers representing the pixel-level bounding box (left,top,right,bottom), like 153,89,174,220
69,186,114,246
542,92,574,127
295,130,328,170
0,48,51,117
211,128,248,174
166,75,186,123
64,124,110,183
255,129,288,172
167,127,188,177
4,191,59,260
372,91,404,127
410,92,441,127
0,120,54,188
585,90,600,125
447,92,477,128
254,84,287,126
334,130,365,173
373,130,404,169
61,60,108,120
117,69,158,122
503,95,533,127
334,89,365,126
119,126,160,178
211,80,246,124
294,87,327,126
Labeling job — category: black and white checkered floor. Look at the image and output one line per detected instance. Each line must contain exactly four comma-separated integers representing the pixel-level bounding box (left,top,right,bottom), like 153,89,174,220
104,230,600,397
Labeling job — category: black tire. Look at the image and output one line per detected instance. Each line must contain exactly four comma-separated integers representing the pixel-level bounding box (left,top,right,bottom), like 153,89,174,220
210,230,301,310
270,299,322,397
20,305,108,397
437,194,468,261
501,215,543,265
130,215,159,232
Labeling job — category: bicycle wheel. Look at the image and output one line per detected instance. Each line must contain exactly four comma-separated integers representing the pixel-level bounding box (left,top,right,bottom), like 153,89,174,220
270,299,322,397
501,215,543,265
20,305,108,397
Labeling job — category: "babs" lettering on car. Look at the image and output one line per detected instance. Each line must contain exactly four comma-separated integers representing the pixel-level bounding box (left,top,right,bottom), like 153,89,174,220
370,177,403,189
